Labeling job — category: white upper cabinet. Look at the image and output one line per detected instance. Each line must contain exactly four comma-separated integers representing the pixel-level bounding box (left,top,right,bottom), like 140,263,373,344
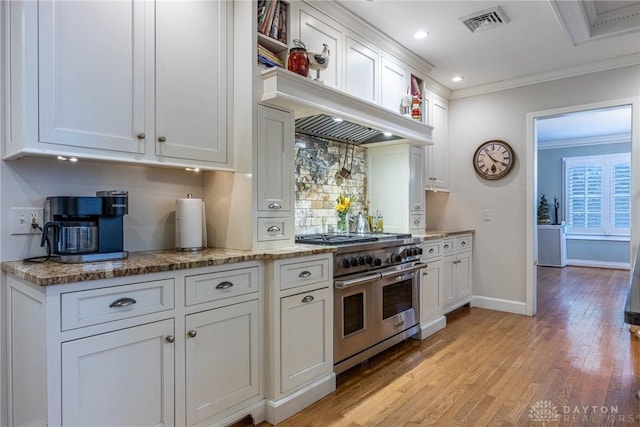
38,0,146,154
425,90,450,191
8,0,232,169
344,35,379,103
380,56,410,114
298,8,343,88
155,0,229,163
409,145,425,212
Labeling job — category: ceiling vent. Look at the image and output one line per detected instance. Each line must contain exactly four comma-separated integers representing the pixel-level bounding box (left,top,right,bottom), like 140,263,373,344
459,6,510,33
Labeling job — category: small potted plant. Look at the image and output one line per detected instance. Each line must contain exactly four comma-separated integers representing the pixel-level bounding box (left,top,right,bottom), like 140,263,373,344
538,194,551,225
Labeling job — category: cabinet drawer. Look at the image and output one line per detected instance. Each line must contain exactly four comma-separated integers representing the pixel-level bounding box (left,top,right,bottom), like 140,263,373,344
422,240,442,260
61,279,175,331
257,217,292,242
410,214,424,229
442,239,455,254
185,266,259,306
280,257,331,291
456,235,472,251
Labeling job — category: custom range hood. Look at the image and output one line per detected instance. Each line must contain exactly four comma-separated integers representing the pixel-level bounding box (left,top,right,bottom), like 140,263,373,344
260,68,434,145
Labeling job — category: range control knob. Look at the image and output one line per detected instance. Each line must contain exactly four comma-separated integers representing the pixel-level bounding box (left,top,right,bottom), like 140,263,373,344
341,259,351,269
366,255,374,265
416,247,423,255
358,257,366,266
350,258,359,267
374,258,382,266
393,254,403,263
405,248,416,257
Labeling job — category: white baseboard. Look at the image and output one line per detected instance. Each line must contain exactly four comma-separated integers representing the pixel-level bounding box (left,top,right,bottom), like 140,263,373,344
471,296,527,315
565,259,630,270
415,316,446,340
265,372,336,425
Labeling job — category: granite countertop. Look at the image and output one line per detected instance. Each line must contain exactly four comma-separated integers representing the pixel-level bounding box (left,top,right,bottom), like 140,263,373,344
625,249,640,325
422,229,475,240
1,245,336,287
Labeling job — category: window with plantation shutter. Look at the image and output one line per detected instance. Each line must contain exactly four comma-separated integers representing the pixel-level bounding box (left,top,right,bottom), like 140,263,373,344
563,153,630,236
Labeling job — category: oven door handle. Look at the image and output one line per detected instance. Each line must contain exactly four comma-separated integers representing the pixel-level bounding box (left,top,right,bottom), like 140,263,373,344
335,273,383,289
379,262,428,279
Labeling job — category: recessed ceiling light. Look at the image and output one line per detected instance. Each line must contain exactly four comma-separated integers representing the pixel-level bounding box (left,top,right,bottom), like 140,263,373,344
414,30,429,40
452,75,464,82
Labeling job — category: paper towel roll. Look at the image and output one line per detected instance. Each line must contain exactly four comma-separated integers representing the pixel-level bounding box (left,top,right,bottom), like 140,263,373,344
175,197,205,251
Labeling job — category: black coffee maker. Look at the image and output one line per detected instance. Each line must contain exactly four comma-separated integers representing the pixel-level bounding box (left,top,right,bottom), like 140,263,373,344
41,190,129,263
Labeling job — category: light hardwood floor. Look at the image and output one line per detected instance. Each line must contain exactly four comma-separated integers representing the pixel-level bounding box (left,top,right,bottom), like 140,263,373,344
242,266,640,426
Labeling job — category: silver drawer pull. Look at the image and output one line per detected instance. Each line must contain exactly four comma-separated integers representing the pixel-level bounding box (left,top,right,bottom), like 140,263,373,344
298,270,312,278
444,244,450,249
109,297,137,308
267,226,281,232
393,321,405,329
414,219,420,225
301,295,314,303
268,203,282,209
461,241,466,246
429,248,435,253
414,204,421,210
216,281,234,290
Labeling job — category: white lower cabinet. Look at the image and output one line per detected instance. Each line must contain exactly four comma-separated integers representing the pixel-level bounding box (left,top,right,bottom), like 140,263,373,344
265,254,335,425
442,234,473,313
418,240,446,339
62,319,175,427
280,288,332,394
185,300,260,426
5,262,266,427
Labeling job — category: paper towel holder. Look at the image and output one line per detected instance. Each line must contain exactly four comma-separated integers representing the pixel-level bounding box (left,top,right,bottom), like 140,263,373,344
175,194,206,251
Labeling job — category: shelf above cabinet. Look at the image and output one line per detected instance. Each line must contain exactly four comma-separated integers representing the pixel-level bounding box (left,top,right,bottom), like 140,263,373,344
260,68,433,146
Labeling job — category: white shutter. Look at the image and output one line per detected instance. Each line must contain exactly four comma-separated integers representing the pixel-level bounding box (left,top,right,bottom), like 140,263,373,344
563,153,630,236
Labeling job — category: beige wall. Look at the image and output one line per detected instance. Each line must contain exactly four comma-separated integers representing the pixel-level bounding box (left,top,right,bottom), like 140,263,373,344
427,65,640,309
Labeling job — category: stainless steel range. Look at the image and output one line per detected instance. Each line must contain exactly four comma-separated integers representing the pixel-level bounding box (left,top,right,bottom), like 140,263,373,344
295,232,426,374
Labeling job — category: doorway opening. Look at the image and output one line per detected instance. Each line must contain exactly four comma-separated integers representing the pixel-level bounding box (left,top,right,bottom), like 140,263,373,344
526,98,639,316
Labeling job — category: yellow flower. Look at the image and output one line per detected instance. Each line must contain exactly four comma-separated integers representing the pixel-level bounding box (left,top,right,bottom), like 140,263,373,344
335,194,352,214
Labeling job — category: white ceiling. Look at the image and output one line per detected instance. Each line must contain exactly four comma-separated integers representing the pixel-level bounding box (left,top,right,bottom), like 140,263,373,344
536,105,632,143
334,0,640,94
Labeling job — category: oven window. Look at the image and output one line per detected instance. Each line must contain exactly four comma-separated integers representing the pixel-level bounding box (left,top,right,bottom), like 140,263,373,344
382,279,413,319
343,293,364,336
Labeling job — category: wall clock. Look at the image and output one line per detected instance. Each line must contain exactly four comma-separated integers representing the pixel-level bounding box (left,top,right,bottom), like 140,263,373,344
473,140,515,180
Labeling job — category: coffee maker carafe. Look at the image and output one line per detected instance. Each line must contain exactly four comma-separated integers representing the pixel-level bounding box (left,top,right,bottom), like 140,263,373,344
41,190,129,263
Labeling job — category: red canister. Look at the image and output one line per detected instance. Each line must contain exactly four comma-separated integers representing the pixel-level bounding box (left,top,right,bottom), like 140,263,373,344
287,40,309,77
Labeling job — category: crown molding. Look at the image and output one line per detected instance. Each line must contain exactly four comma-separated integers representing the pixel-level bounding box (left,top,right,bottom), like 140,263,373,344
538,133,631,150
449,53,640,100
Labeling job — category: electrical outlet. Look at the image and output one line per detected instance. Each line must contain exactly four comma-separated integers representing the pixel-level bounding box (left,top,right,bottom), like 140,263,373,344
11,207,45,235
483,209,492,221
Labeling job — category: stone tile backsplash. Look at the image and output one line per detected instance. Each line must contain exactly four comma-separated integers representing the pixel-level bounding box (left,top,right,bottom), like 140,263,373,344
295,134,368,234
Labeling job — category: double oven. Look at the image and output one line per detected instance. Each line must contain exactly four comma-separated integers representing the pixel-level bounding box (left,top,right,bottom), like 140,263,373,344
296,233,425,374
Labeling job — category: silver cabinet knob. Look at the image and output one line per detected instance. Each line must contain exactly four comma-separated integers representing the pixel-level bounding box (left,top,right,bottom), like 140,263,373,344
137,132,146,139
188,330,197,338
165,335,175,343
158,136,166,142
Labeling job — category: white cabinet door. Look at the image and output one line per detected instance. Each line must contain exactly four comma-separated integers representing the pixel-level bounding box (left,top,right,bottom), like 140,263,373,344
298,9,342,88
38,0,147,153
442,254,456,311
455,250,473,301
155,0,229,163
280,287,332,394
185,300,260,426
421,260,443,322
380,56,410,114
257,105,294,213
425,92,449,191
409,145,425,212
61,319,175,427
344,35,378,103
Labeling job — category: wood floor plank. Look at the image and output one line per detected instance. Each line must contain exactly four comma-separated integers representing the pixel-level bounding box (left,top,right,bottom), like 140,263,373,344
234,266,640,426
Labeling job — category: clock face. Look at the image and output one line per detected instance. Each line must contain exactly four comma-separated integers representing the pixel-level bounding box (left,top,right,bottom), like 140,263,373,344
473,140,515,180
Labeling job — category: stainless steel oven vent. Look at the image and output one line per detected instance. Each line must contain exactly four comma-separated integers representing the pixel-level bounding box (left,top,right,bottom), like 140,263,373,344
295,114,400,144
459,6,510,33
